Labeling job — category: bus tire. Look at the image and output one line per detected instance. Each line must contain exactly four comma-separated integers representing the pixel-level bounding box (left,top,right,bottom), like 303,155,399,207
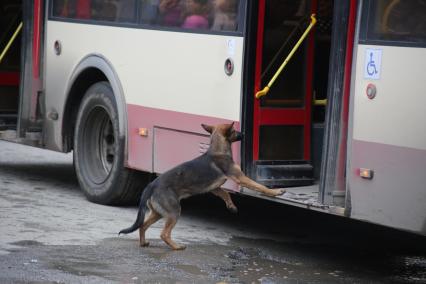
73,81,149,205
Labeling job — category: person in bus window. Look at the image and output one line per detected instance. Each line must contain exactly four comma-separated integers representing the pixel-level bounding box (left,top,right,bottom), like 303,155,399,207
181,0,211,29
158,0,183,27
117,0,137,23
211,0,238,31
58,0,91,19
140,0,160,25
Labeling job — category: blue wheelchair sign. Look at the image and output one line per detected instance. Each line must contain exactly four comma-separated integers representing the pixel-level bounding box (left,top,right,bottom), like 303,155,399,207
364,49,382,80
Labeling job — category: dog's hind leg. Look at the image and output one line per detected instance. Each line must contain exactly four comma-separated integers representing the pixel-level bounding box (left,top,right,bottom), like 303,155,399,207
161,216,186,250
211,188,238,213
139,209,161,247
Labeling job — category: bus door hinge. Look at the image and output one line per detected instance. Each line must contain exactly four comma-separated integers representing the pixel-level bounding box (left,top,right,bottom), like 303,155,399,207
36,90,46,121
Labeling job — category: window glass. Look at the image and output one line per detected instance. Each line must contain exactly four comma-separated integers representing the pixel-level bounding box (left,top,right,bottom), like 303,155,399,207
51,0,243,33
139,0,241,32
361,0,426,45
0,2,22,70
52,0,137,23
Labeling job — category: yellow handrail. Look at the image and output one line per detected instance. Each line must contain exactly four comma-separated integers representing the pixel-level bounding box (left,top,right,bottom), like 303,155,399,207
0,22,23,65
256,14,317,99
313,99,327,106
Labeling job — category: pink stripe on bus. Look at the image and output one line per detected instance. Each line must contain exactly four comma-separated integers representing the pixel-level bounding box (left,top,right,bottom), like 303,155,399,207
126,104,241,175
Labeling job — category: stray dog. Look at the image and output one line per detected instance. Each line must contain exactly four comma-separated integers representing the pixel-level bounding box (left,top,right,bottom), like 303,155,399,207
119,123,285,250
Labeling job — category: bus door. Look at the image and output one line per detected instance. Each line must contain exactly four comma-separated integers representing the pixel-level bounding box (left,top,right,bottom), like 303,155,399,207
0,0,44,142
252,0,317,188
0,1,22,133
17,0,44,140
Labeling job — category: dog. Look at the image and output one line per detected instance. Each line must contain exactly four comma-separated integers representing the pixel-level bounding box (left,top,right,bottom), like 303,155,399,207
119,123,285,250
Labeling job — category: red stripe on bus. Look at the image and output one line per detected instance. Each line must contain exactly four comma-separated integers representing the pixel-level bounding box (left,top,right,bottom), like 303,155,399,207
303,0,318,161
337,0,357,190
259,109,305,125
0,72,19,86
252,0,266,161
33,0,41,78
126,104,240,174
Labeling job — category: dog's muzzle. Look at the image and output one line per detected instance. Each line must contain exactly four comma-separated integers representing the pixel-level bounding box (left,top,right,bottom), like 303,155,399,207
235,131,243,142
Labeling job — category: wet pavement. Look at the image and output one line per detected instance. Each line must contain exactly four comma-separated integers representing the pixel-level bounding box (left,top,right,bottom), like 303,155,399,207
0,140,425,283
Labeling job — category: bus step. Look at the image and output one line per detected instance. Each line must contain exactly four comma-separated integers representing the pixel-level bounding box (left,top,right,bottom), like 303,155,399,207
0,115,17,130
257,177,314,188
0,129,17,140
0,122,17,130
25,130,42,141
254,160,314,187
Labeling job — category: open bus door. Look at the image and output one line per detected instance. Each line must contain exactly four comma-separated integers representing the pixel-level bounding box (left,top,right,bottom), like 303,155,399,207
252,0,318,188
244,0,354,209
0,1,22,132
0,0,44,144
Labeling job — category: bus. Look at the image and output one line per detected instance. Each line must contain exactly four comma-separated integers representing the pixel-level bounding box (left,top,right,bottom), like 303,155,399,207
0,0,425,235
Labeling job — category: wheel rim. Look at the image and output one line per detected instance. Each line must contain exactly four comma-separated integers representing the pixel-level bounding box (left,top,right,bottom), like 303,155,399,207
99,115,115,173
80,106,116,185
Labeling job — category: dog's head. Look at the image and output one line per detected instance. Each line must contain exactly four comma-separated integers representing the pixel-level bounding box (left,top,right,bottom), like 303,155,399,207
201,122,242,142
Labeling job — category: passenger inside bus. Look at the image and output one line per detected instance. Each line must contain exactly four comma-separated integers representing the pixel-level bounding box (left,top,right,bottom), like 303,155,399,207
158,0,183,27
211,0,238,31
52,0,240,32
181,0,211,29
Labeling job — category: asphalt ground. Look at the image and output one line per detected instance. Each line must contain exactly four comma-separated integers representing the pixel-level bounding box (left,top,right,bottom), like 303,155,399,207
0,140,425,283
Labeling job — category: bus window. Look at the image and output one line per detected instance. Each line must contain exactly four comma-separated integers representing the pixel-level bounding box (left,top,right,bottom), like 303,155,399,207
140,0,241,32
51,0,243,33
211,0,239,31
361,0,426,45
52,0,91,19
52,0,138,23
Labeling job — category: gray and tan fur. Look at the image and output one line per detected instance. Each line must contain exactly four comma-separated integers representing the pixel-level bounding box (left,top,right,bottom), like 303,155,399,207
119,123,284,250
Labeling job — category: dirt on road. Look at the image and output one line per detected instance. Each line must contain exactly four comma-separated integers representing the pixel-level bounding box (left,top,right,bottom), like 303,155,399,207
0,141,425,283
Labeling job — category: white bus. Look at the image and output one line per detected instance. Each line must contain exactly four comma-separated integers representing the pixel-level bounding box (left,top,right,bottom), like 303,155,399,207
1,0,425,235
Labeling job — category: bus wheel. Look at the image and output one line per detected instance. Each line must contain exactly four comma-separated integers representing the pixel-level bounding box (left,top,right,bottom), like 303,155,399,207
73,81,149,205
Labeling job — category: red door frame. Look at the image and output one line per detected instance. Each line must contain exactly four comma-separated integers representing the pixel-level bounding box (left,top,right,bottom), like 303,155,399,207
29,0,43,121
252,0,317,162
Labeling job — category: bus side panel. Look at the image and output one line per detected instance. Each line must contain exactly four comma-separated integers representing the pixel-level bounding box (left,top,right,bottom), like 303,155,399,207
45,21,244,155
350,140,426,234
127,104,240,191
349,45,426,235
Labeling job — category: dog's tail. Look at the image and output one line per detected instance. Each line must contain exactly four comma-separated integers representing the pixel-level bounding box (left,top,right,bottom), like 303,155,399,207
118,182,155,235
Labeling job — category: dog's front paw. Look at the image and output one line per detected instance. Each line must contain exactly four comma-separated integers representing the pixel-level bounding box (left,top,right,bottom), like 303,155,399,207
267,188,285,197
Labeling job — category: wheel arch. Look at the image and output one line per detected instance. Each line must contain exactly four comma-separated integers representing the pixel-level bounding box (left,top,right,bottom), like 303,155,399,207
62,54,128,158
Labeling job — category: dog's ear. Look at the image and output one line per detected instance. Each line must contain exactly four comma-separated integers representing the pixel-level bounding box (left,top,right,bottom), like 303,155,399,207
225,122,235,135
201,124,214,134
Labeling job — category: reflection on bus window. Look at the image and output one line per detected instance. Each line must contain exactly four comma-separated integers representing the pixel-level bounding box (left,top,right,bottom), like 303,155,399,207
140,0,160,25
158,0,183,27
52,0,138,23
53,0,91,19
211,0,238,31
139,0,241,31
181,0,211,30
52,0,242,33
363,0,426,44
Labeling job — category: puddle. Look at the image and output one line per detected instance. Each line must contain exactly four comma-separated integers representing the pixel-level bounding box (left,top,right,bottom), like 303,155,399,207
11,240,44,247
174,264,207,276
1,234,425,284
